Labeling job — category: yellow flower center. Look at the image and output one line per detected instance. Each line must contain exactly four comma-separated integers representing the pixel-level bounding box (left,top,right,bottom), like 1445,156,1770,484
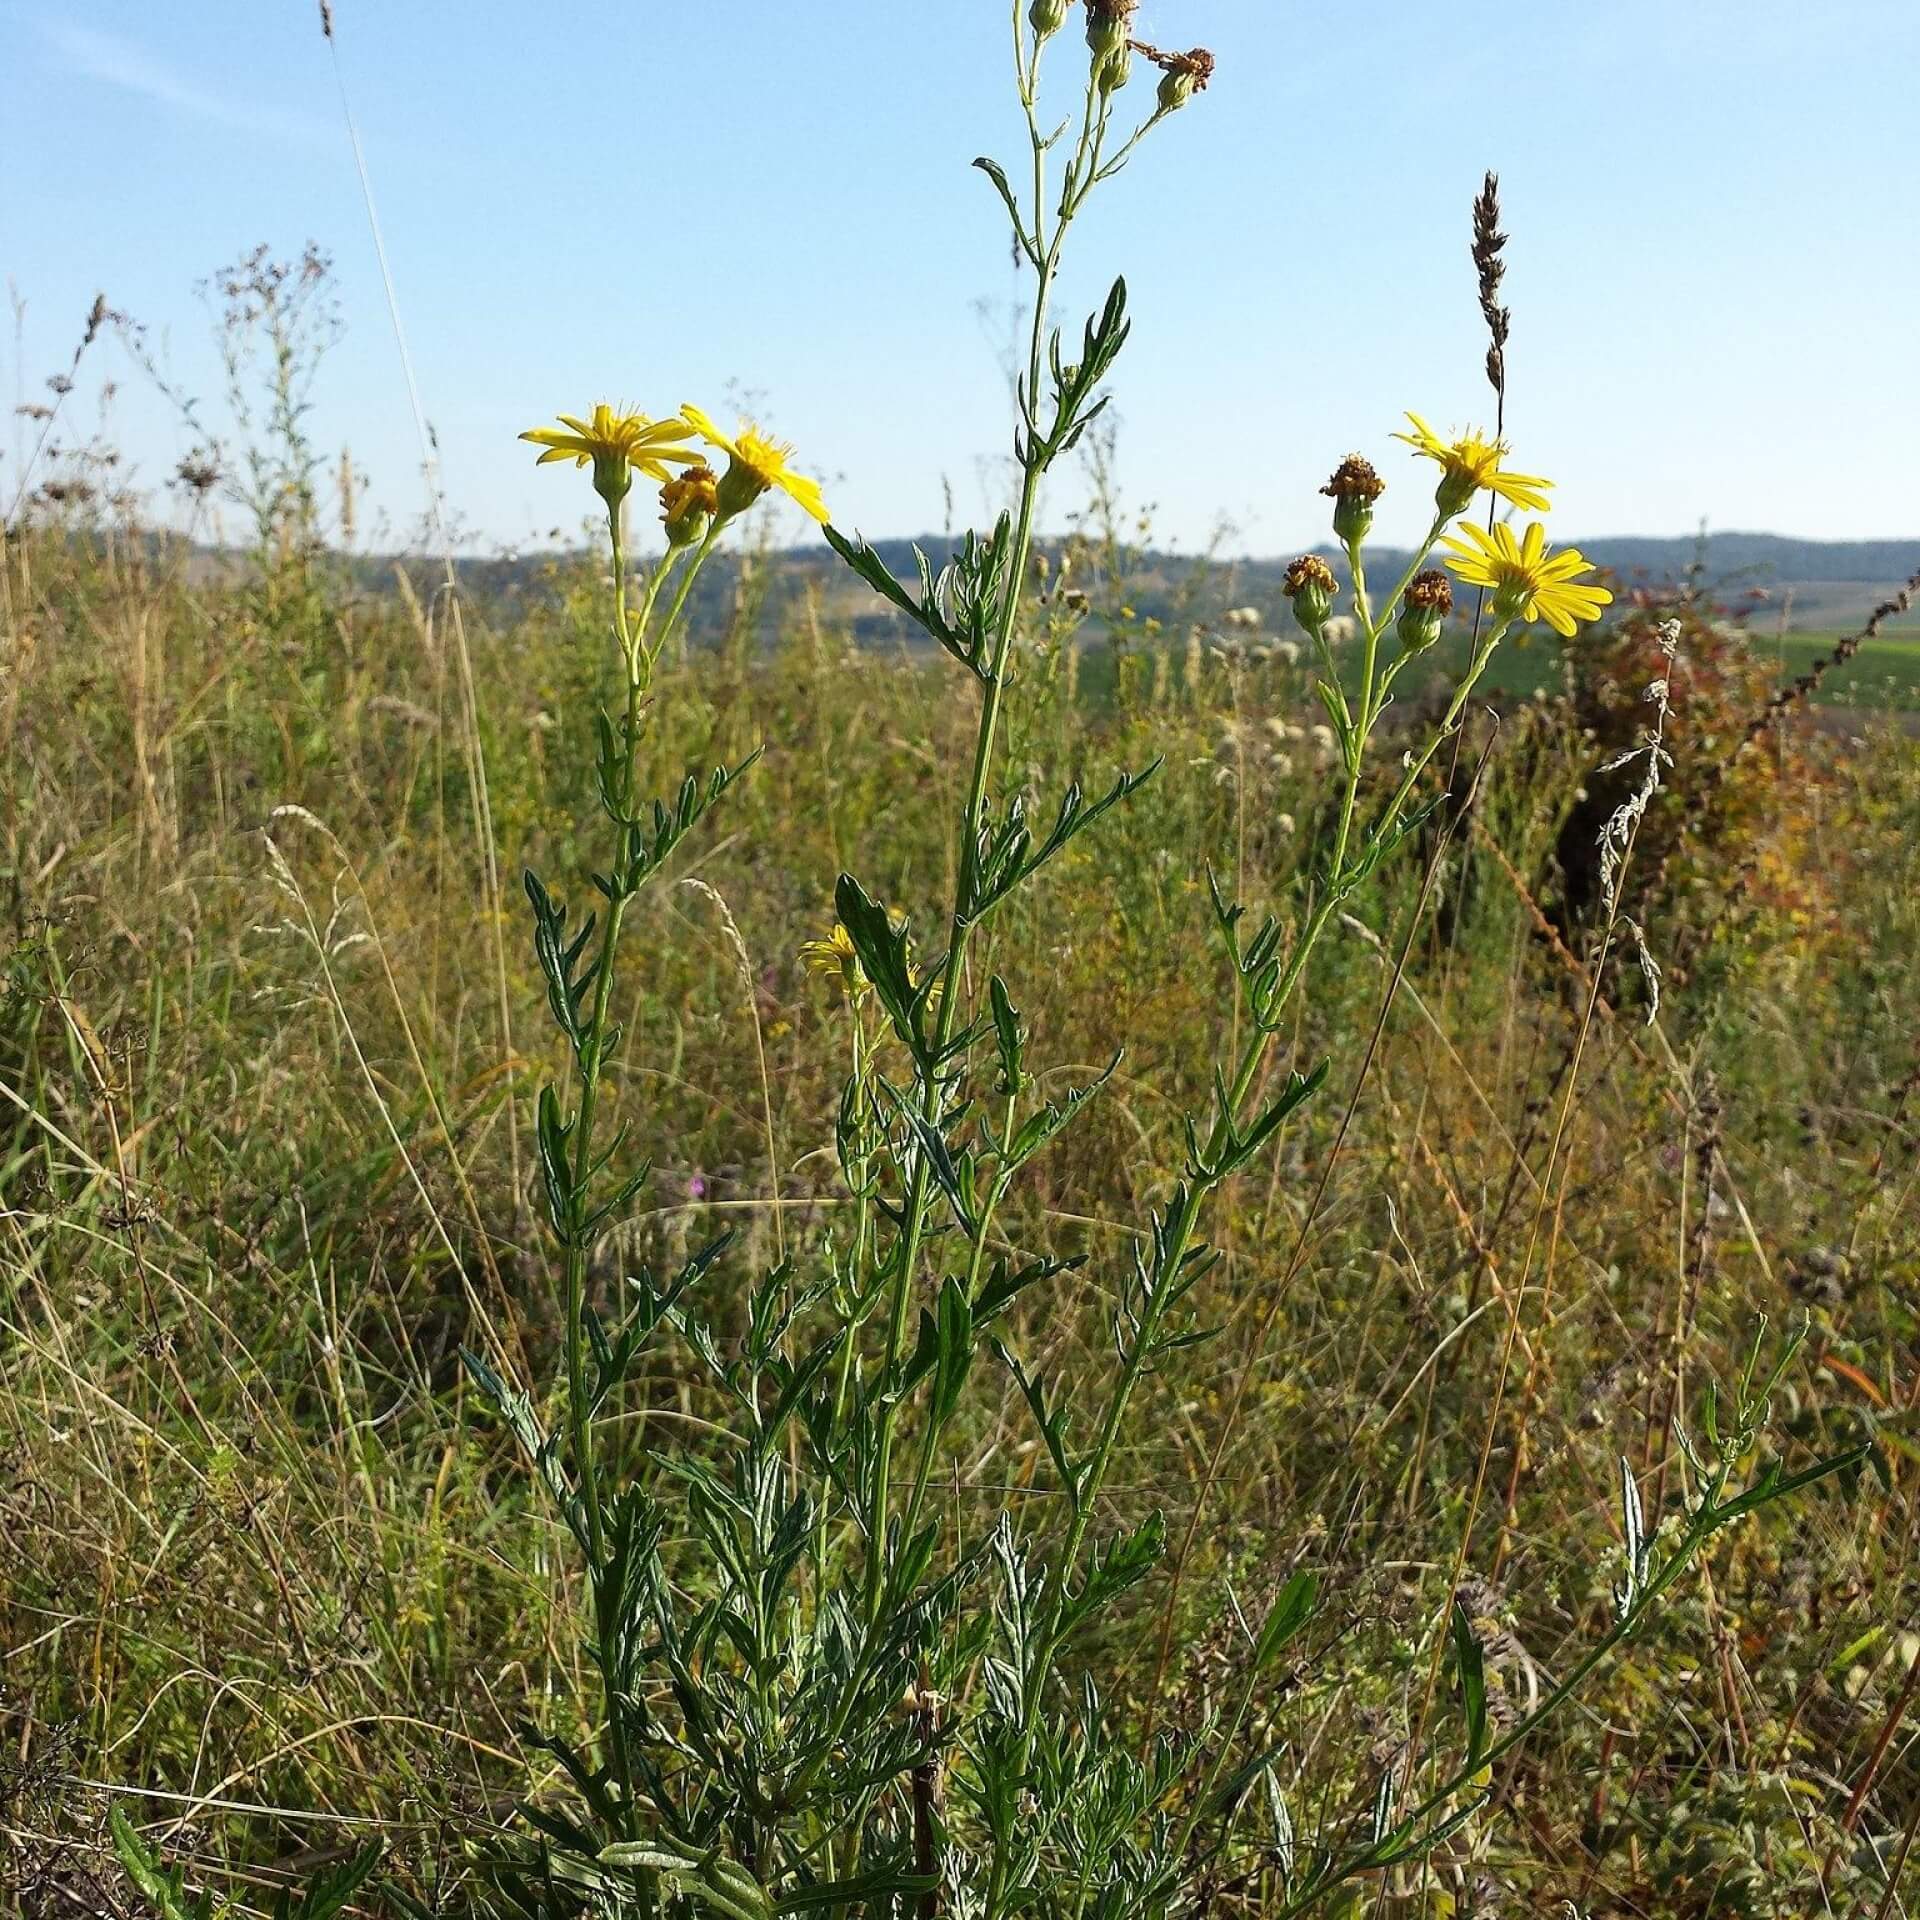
1443,435,1504,484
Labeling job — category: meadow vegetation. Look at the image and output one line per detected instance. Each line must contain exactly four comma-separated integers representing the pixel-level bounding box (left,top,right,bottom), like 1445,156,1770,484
4,7,1920,1919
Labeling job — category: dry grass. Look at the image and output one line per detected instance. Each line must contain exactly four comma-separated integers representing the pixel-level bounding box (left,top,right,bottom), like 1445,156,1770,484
3,519,1919,1915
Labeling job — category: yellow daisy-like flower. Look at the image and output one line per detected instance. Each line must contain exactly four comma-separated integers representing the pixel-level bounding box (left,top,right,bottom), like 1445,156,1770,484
682,404,829,525
1439,520,1613,638
800,923,868,1000
520,405,703,506
1394,412,1553,517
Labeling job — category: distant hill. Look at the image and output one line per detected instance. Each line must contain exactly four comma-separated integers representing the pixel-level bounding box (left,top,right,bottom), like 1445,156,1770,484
755,530,1919,639
1533,534,1917,583
203,528,1920,640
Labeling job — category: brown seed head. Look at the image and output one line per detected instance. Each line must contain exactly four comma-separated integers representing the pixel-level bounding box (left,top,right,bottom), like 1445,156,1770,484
175,455,220,495
1135,42,1214,86
1284,554,1338,597
1320,455,1385,503
1406,569,1453,615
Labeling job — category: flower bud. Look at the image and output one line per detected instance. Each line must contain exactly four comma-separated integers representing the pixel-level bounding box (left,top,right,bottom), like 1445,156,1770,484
1320,454,1385,546
660,462,719,547
1029,0,1070,39
1395,569,1453,653
1283,554,1338,638
1085,0,1134,60
1094,41,1132,94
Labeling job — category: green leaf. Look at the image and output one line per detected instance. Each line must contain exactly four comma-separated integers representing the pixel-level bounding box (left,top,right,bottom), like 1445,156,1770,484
1254,1569,1319,1670
524,867,598,1056
835,873,936,1061
1369,1767,1397,1848
277,1844,384,1920
534,1082,578,1242
589,752,761,902
994,1337,1081,1508
823,518,1013,683
1452,1597,1488,1767
972,155,1035,263
1016,279,1130,468
904,1106,978,1237
1613,1453,1648,1619
1186,1060,1329,1184
988,973,1025,1095
931,1274,975,1426
1363,1786,1489,1870
1059,1509,1166,1634
1264,1766,1296,1888
1709,1439,1875,1527
110,1806,217,1920
966,765,1158,923
1004,1054,1120,1176
778,1869,940,1914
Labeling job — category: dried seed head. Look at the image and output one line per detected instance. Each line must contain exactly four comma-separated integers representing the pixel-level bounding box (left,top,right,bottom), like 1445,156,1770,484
174,453,220,495
1396,569,1453,652
1284,554,1337,596
1320,455,1385,503
1320,454,1384,543
1284,553,1337,636
1136,42,1214,110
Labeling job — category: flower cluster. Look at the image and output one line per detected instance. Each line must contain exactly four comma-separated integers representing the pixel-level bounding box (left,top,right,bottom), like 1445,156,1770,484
521,402,829,528
1284,414,1610,646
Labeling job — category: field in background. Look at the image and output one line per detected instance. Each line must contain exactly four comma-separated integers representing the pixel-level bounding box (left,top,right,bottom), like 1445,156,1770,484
1454,628,1920,712
3,523,1919,1917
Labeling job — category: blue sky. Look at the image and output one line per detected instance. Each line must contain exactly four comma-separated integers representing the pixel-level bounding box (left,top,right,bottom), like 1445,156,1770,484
6,1,1916,556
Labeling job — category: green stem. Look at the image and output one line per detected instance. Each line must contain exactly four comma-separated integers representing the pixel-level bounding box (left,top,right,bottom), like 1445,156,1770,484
652,520,724,666
831,42,1115,1826
564,496,648,1568
562,497,697,1852
860,191,1071,1630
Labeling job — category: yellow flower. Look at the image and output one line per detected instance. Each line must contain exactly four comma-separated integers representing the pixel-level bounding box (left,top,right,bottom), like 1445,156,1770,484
1394,412,1552,517
682,404,829,524
520,405,703,506
1440,520,1612,638
800,923,868,999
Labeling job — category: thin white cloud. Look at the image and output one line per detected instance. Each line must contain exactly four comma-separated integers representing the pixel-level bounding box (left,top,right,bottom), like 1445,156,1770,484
41,21,325,146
